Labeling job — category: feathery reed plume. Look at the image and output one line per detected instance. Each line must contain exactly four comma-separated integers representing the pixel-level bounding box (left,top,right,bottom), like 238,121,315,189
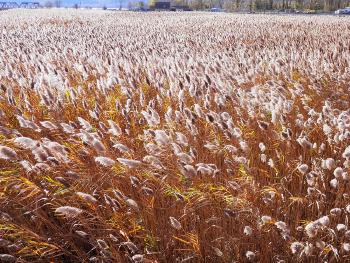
0,145,18,160
55,206,83,218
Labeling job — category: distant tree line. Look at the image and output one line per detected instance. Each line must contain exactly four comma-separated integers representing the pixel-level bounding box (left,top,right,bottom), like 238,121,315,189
42,0,349,11
171,0,350,11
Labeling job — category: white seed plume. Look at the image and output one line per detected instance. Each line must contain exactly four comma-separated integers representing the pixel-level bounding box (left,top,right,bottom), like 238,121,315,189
305,222,317,238
343,243,350,252
324,158,335,170
125,198,139,211
117,158,142,168
176,152,194,164
60,123,75,134
107,120,122,136
297,164,309,174
95,156,115,167
244,226,253,236
40,121,58,130
330,208,342,216
330,178,338,189
345,205,350,214
303,243,314,257
0,145,17,160
337,224,347,232
290,242,304,254
334,167,344,178
343,146,350,159
77,192,98,203
261,215,272,224
169,216,182,230
14,137,38,149
245,251,255,260
259,142,266,152
78,117,93,131
154,130,171,146
132,254,144,262
175,132,188,146
55,206,83,218
316,216,330,226
113,143,131,153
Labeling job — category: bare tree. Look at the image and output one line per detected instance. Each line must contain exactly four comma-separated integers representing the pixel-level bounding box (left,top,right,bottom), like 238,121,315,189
44,0,54,7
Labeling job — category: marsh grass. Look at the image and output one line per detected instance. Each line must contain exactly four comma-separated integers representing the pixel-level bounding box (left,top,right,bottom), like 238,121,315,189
0,9,350,263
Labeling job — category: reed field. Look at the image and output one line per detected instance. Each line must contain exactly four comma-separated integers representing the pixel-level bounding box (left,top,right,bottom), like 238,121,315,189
0,9,350,262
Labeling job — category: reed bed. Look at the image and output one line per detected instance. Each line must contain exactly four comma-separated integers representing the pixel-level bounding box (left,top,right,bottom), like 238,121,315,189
0,9,350,262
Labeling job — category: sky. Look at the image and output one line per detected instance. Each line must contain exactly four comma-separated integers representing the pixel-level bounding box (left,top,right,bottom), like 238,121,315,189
40,0,145,8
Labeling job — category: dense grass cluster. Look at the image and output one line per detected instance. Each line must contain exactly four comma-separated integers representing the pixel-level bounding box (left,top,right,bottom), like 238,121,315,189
1,10,350,262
